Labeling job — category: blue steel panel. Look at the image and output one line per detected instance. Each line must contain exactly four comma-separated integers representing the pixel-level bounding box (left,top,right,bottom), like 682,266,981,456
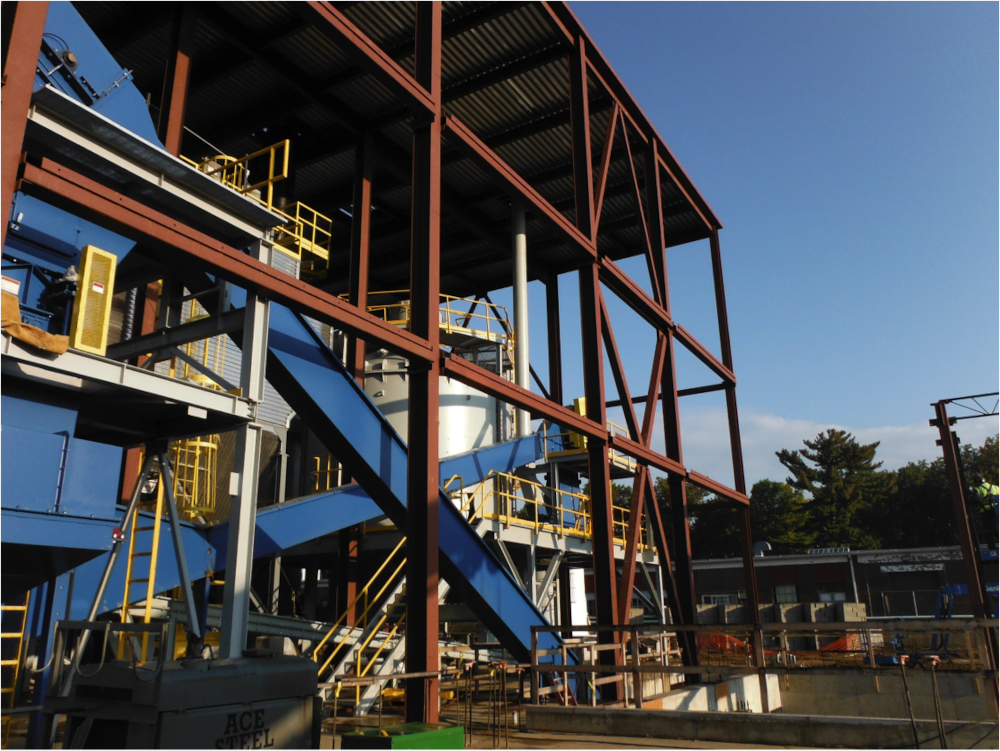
1,509,114,551
264,304,563,661
61,438,123,518
1,393,77,434
439,434,543,485
0,426,63,513
210,484,381,563
39,3,162,144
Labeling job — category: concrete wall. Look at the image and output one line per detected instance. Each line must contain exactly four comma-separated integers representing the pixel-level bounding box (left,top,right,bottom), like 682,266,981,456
778,669,998,722
649,674,781,714
526,705,999,749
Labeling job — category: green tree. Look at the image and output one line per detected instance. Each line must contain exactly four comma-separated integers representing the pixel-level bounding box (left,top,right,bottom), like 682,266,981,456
777,429,893,549
748,479,814,554
860,458,953,549
653,477,741,559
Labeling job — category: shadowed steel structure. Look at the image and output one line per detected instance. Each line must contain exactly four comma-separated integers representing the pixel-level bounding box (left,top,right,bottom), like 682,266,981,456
2,0,761,721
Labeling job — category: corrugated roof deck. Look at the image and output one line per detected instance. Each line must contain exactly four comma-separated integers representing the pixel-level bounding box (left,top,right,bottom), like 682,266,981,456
74,1,715,299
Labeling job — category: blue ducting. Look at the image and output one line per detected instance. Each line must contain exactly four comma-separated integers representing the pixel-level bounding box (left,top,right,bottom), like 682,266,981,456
263,303,562,661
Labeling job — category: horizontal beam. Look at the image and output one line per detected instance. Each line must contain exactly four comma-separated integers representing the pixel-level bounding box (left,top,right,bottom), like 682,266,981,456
598,258,735,384
687,470,749,506
18,157,434,362
297,2,437,116
443,115,596,259
106,309,245,362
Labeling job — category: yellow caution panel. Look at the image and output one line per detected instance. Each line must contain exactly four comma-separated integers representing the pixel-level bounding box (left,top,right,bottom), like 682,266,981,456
69,244,117,355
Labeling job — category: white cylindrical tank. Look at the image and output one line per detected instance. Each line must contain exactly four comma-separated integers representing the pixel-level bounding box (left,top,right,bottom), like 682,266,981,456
365,353,511,458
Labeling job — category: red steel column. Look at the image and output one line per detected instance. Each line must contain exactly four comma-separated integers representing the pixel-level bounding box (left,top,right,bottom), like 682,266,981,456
348,132,374,383
710,229,766,703
571,34,619,701
1,1,48,253
157,4,197,156
337,526,361,627
647,143,699,666
406,1,442,725
932,402,996,671
545,278,563,406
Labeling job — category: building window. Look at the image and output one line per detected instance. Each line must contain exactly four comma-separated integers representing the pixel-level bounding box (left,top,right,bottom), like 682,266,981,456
702,594,733,605
774,584,797,604
817,584,847,603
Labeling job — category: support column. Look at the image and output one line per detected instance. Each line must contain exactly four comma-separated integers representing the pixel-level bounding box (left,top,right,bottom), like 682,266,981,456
157,4,197,156
337,526,361,627
1,1,48,252
512,202,530,436
710,229,765,698
545,278,563,406
220,240,270,658
406,1,442,725
933,401,996,672
348,132,374,384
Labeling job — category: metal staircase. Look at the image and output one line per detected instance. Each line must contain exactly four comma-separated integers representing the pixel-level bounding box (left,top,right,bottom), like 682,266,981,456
1,592,31,746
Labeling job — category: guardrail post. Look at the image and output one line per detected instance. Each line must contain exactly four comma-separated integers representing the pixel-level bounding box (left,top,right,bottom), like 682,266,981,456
630,631,643,708
530,630,539,705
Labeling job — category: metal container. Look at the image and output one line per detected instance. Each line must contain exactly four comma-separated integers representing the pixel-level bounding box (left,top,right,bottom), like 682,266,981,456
46,655,318,749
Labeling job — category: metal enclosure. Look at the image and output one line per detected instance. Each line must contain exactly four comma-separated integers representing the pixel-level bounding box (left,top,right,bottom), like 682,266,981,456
45,656,317,749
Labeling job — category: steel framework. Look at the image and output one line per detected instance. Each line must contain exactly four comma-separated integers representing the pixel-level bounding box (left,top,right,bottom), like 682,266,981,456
2,0,761,722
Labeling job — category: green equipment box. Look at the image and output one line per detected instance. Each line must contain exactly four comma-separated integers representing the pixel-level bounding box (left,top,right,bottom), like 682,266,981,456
341,722,464,749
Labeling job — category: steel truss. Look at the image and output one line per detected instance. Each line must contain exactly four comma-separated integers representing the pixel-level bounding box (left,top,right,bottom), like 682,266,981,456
2,0,762,721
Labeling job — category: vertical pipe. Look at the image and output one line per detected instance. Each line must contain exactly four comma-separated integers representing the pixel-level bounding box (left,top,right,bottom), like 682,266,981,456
406,1,442,725
1,1,48,254
512,202,530,436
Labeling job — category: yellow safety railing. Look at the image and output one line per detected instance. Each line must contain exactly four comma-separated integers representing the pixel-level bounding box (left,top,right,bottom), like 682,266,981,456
541,417,638,474
183,141,334,274
351,291,515,368
314,537,407,677
464,471,648,550
312,453,343,493
273,201,334,276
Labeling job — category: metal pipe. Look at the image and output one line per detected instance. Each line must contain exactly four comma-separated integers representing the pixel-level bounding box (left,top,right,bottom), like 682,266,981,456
512,202,530,436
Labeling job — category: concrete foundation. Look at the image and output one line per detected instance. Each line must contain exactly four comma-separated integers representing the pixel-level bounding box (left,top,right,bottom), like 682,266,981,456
778,669,998,722
525,705,999,749
646,674,781,714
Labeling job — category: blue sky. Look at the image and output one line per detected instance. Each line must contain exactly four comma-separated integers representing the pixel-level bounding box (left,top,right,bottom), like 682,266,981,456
522,2,999,487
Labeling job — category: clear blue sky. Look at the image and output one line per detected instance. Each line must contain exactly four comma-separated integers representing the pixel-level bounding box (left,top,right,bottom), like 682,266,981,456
527,2,999,486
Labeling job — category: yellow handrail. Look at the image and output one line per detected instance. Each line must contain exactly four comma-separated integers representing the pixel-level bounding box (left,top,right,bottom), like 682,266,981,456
465,470,648,550
313,536,405,673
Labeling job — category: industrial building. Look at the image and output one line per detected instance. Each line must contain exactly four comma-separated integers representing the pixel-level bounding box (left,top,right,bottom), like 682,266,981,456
2,3,996,749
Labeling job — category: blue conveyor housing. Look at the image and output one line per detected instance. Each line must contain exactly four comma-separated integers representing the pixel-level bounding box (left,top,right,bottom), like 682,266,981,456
263,304,562,661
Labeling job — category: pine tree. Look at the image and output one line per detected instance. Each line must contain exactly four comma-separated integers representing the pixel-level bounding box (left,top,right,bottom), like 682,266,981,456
776,429,893,549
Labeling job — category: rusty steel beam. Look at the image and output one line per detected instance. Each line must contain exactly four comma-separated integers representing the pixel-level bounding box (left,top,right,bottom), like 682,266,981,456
298,2,436,116
597,259,735,386
932,402,995,670
1,1,48,253
709,230,761,628
546,278,564,405
593,105,619,242
541,2,719,234
405,1,442,725
443,115,596,259
157,4,197,156
17,157,434,362
347,132,374,384
598,293,639,441
644,142,669,307
617,333,667,623
579,268,618,658
620,117,657,305
569,38,595,241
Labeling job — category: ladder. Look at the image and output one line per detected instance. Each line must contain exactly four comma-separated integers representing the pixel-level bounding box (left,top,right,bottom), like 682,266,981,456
118,473,167,661
1,592,31,746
